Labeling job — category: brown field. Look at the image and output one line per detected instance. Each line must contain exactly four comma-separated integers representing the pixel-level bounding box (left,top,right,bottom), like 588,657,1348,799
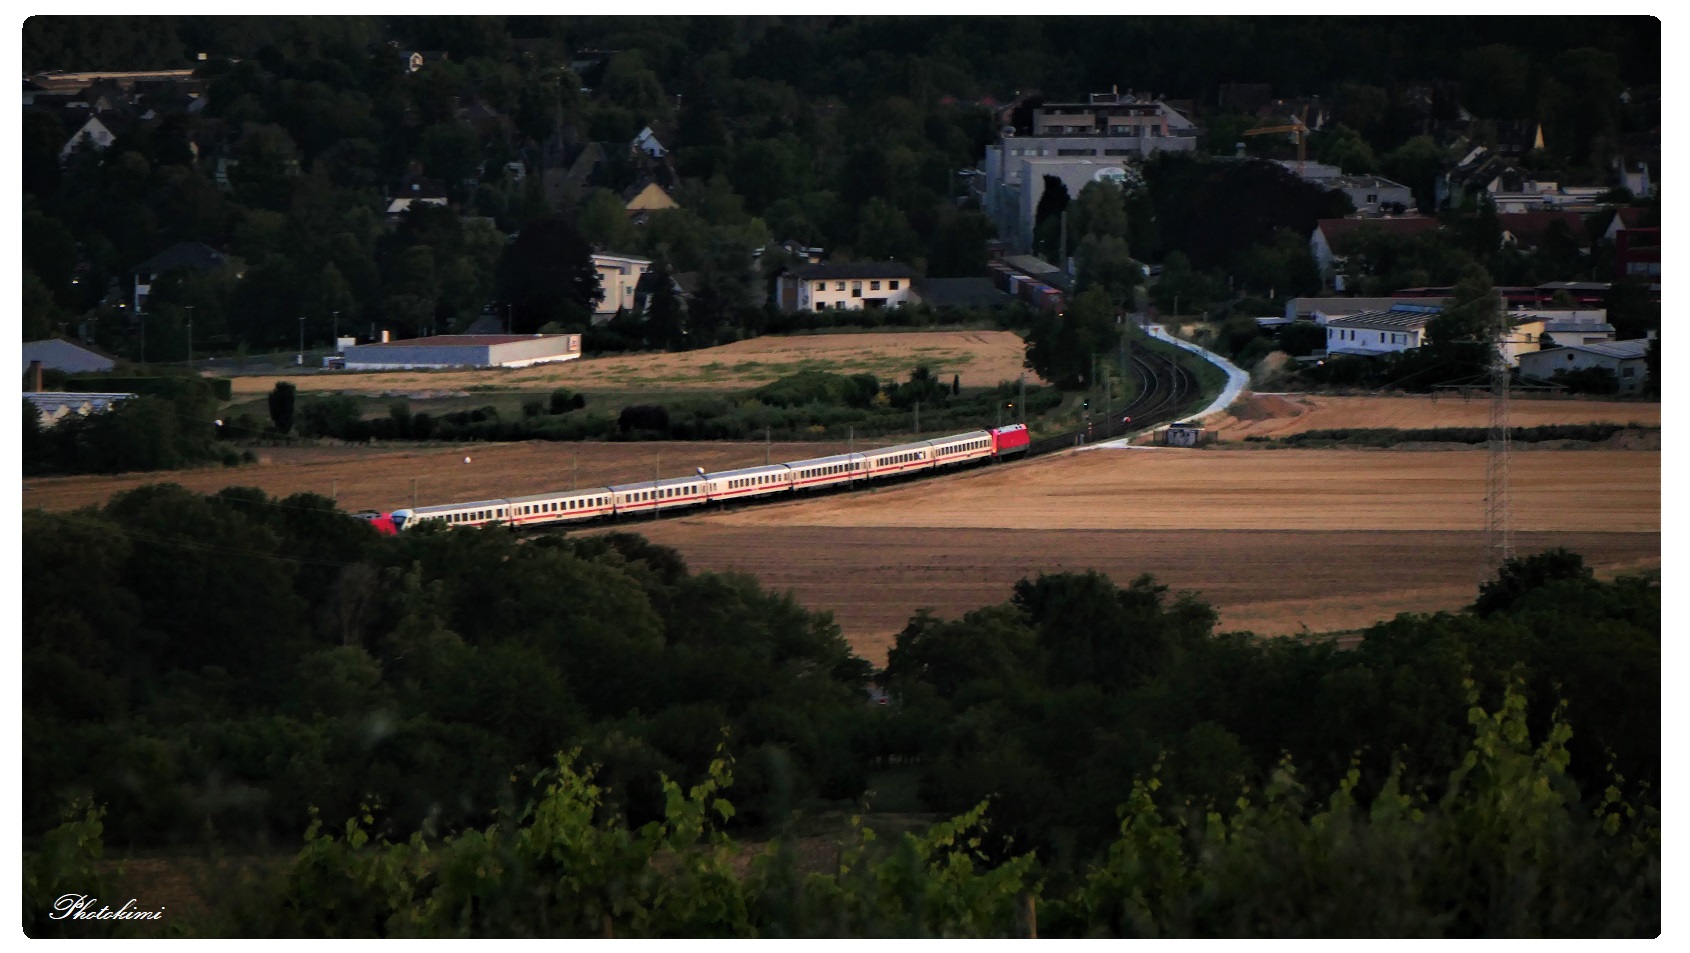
20,438,873,514
626,448,1658,663
631,525,1659,666
702,449,1660,533
1207,393,1660,440
22,389,1660,666
227,330,1041,396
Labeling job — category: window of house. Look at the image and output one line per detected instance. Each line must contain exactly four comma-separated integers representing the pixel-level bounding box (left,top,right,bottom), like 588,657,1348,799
852,281,862,297
889,280,900,290
870,280,881,291
815,281,826,292
1366,194,1378,204
1623,367,1635,377
836,281,846,291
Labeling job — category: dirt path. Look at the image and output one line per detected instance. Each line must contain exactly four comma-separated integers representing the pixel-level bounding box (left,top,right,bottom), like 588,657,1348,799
227,330,1042,396
1208,393,1659,440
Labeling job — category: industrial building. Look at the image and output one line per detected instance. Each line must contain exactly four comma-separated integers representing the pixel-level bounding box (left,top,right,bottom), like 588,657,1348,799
341,334,582,370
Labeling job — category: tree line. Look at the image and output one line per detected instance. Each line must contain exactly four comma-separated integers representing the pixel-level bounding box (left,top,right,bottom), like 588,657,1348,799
22,479,1659,934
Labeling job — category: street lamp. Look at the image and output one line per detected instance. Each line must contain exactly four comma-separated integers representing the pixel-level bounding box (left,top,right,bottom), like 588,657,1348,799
332,310,339,345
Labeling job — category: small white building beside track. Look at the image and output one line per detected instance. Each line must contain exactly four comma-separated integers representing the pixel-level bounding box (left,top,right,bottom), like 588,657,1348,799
341,334,582,370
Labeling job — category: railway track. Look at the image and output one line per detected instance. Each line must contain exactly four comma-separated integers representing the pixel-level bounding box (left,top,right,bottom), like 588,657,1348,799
1023,341,1201,458
512,342,1210,536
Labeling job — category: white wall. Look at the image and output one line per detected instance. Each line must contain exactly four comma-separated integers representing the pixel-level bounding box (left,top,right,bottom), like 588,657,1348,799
796,276,916,311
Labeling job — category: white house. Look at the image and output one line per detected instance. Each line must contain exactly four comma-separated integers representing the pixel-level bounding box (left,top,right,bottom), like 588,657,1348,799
59,114,117,161
632,125,668,159
775,262,920,312
1517,339,1651,394
1322,306,1441,357
591,252,652,322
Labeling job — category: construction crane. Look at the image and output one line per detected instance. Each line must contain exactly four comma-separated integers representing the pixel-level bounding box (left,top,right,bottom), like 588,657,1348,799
1242,118,1310,174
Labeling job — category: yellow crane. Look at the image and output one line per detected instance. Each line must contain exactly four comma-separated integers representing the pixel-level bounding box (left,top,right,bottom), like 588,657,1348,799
1242,118,1310,174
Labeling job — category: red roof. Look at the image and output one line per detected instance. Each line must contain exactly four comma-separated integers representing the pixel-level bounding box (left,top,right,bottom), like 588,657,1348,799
1616,206,1651,229
358,334,560,347
1316,217,1441,242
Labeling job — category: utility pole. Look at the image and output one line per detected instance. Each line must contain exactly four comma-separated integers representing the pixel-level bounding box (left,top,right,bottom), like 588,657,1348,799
332,310,339,344
914,400,920,434
298,315,305,366
764,427,771,465
572,451,578,491
1485,305,1513,565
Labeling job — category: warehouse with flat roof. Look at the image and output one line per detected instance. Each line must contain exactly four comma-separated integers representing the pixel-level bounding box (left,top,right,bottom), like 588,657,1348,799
341,334,582,370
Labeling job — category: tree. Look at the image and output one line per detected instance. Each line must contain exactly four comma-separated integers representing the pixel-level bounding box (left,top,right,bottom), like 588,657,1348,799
498,214,601,332
268,381,297,434
855,198,920,264
1074,235,1143,306
1473,548,1593,616
643,256,686,351
578,189,638,253
1425,268,1500,384
1025,288,1121,389
1068,180,1130,245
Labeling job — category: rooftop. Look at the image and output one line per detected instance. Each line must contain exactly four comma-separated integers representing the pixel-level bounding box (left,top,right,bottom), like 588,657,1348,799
1542,322,1615,334
1564,339,1650,360
1324,308,1439,332
351,334,571,348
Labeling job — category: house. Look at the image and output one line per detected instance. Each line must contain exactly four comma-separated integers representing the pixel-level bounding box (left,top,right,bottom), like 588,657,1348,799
1601,208,1661,280
774,262,920,312
778,239,825,264
1284,296,1437,321
591,253,652,322
131,242,230,312
58,113,120,162
981,88,1197,251
631,124,671,159
387,175,450,220
1328,174,1414,216
623,180,678,219
1309,217,1441,288
1517,338,1651,394
1614,227,1660,280
1321,305,1441,357
22,338,117,374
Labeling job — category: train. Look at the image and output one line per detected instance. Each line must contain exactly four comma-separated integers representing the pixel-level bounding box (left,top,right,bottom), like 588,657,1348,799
364,424,1033,535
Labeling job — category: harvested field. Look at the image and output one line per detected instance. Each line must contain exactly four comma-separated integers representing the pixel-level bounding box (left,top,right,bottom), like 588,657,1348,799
631,525,1660,666
19,438,872,514
626,447,1658,663
703,449,1660,533
1206,393,1659,440
227,330,1041,396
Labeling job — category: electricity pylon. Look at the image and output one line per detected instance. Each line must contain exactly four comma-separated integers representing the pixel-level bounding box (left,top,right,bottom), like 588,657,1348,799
1484,310,1513,565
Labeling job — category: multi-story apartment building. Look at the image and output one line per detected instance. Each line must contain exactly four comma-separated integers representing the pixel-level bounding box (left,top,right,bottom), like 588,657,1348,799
979,89,1198,251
